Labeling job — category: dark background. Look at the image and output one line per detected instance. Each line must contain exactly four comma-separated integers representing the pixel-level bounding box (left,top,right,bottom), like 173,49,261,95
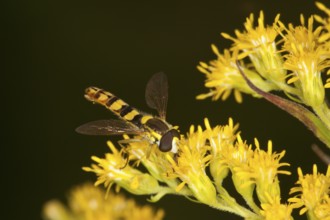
4,0,330,219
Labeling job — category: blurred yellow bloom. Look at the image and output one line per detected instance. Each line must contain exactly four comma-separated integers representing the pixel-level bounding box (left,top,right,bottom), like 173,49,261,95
289,165,330,219
42,183,164,220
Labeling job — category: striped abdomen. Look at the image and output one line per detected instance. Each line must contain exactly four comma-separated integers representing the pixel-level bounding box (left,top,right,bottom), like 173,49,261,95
85,87,145,128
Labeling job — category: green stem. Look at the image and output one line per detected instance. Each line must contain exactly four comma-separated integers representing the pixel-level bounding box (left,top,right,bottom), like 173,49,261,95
210,187,260,219
313,102,330,131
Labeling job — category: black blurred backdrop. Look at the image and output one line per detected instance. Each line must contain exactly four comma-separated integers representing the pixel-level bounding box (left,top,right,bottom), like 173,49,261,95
4,1,330,219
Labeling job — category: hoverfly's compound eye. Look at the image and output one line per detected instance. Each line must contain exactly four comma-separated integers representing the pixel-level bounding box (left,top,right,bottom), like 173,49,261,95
159,129,180,152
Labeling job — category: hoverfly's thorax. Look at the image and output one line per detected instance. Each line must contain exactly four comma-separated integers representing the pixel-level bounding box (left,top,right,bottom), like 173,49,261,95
144,118,170,134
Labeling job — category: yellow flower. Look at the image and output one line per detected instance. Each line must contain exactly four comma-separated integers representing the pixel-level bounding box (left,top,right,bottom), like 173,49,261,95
204,117,239,186
197,47,275,103
123,134,182,192
204,118,259,214
197,48,254,103
83,141,163,196
43,200,71,220
42,183,164,220
166,124,217,204
279,14,330,107
260,195,293,220
205,119,291,207
199,1,330,156
314,2,330,90
203,118,291,217
199,4,330,107
315,2,330,44
289,164,330,219
222,11,286,85
246,139,291,204
198,11,286,103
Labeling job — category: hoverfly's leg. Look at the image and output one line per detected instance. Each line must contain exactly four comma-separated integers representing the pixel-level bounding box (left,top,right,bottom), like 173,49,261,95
117,139,134,169
117,138,147,168
144,142,157,160
173,152,179,164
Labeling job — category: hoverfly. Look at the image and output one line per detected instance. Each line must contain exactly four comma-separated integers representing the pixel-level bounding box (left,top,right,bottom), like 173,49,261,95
76,72,180,153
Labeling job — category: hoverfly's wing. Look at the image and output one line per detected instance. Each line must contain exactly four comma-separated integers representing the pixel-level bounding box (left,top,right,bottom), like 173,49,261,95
76,119,142,135
145,72,168,120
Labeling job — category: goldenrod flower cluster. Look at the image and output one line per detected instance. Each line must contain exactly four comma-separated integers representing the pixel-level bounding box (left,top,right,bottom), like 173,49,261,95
84,118,296,219
198,1,330,156
198,3,330,108
42,183,164,220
